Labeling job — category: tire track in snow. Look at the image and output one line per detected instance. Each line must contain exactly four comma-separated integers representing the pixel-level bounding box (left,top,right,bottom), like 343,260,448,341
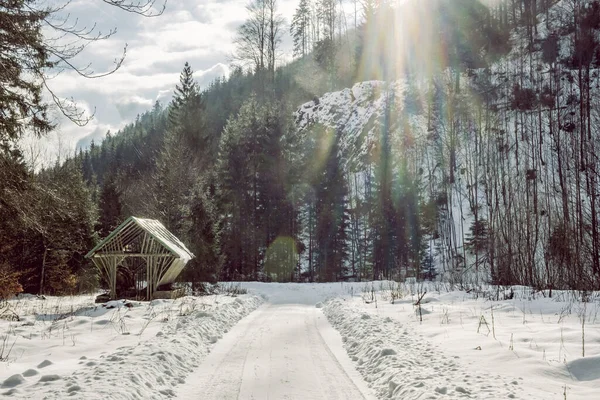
306,308,367,400
177,304,273,400
178,304,372,400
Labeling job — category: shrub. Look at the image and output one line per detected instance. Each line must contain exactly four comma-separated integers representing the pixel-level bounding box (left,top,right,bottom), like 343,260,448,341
46,264,78,295
0,263,23,300
77,266,99,294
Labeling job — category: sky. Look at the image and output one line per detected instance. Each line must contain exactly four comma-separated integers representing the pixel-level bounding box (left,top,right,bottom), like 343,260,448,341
29,0,301,164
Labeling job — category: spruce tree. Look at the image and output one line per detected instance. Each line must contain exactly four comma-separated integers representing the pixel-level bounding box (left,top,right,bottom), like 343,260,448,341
97,175,123,238
34,161,97,295
153,128,193,237
291,0,311,58
314,127,349,281
184,182,222,288
0,1,52,142
217,96,296,280
169,63,206,155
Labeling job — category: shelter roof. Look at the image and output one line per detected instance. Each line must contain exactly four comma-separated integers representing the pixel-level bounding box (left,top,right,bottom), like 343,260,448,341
85,216,194,261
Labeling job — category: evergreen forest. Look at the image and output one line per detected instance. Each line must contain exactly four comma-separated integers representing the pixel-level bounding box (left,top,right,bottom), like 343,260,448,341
2,0,600,296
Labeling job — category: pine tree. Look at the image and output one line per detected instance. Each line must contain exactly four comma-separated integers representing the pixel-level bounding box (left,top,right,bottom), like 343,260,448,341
170,63,199,124
97,175,123,238
1,0,169,141
0,1,52,142
0,149,34,291
314,127,349,281
151,63,204,239
217,96,296,280
34,161,97,295
291,0,311,58
153,128,193,237
217,97,263,279
184,181,222,288
169,63,206,155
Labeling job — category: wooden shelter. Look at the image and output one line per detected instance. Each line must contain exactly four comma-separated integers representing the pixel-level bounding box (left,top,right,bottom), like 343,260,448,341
85,217,194,300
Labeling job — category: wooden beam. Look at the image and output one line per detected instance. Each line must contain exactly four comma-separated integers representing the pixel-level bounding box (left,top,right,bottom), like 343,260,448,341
146,255,153,300
109,256,117,300
93,253,173,257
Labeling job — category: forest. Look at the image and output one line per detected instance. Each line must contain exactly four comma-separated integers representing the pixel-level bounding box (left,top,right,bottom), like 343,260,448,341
2,0,600,295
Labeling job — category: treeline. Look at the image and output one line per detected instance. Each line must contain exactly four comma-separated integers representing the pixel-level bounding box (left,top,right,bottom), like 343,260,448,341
3,0,600,293
69,0,516,285
0,149,96,295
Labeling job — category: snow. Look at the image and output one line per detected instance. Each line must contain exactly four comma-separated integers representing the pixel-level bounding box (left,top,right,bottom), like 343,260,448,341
176,303,374,400
322,283,600,399
325,298,527,399
224,282,600,400
0,293,262,398
295,80,428,171
181,282,600,400
3,282,600,399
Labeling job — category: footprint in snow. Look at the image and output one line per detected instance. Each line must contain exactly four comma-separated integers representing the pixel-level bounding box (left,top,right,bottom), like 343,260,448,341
39,374,61,383
22,369,38,377
37,360,53,369
1,374,25,388
67,385,81,393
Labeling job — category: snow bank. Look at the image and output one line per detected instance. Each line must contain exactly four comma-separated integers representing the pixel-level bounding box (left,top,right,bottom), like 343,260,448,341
1,294,263,399
323,298,531,399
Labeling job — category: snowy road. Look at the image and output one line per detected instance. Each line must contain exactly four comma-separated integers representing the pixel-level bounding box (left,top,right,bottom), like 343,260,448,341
176,303,374,400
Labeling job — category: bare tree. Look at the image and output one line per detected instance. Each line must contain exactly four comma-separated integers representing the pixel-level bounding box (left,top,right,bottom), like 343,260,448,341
102,0,165,16
233,0,284,81
318,0,336,42
234,0,267,72
266,0,284,75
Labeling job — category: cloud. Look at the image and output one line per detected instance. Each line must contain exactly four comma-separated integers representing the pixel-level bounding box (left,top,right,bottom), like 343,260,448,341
115,96,155,120
132,51,229,75
76,126,111,150
33,0,296,159
194,63,230,87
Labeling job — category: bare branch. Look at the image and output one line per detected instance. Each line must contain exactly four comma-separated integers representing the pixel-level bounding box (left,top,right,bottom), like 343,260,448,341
1,0,167,139
102,0,166,16
47,44,128,79
41,75,95,127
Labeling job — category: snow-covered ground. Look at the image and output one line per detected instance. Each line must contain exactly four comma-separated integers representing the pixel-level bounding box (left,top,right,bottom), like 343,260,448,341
322,282,600,399
2,282,599,399
237,282,600,399
0,292,262,399
176,303,374,399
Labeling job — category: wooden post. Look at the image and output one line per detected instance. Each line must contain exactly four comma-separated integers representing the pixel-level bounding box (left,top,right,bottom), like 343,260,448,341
146,256,153,300
146,257,150,300
87,219,192,301
110,256,117,300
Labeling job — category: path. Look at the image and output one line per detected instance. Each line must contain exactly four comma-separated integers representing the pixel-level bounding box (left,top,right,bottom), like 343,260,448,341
176,303,374,400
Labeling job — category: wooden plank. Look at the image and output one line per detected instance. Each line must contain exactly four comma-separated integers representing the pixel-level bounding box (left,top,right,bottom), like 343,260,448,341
109,256,117,299
93,253,173,257
146,255,153,300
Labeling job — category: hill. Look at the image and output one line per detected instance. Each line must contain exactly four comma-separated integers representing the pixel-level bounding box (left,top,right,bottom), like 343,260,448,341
3,0,600,295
